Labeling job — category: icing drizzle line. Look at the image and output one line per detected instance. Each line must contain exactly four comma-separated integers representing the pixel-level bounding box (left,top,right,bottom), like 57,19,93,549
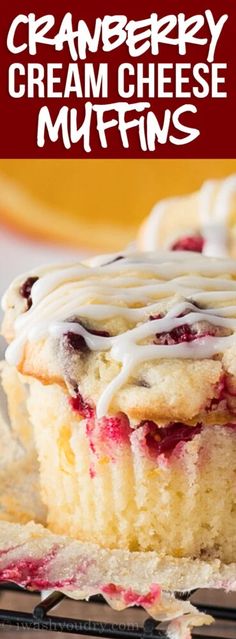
3,251,236,418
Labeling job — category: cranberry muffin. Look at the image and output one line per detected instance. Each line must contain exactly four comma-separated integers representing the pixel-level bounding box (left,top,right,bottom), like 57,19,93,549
2,251,236,563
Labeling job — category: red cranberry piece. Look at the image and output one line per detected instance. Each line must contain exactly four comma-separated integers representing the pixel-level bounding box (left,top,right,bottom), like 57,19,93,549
86,415,132,461
19,276,39,310
171,235,204,253
150,305,216,345
20,276,39,300
70,391,94,419
102,584,123,596
66,332,88,352
100,415,131,445
155,323,198,345
207,397,221,411
158,325,215,344
152,315,215,345
150,311,205,344
64,323,110,353
154,324,199,346
144,421,202,457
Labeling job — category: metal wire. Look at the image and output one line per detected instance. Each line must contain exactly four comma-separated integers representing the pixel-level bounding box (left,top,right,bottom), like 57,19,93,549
0,586,235,638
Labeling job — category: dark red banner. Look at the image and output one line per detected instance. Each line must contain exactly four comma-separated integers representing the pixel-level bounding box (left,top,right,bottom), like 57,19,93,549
0,0,235,158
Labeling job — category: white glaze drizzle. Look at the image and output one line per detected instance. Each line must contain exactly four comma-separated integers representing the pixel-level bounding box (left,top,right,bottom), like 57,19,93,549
198,178,230,258
198,180,225,257
3,251,236,418
141,175,236,258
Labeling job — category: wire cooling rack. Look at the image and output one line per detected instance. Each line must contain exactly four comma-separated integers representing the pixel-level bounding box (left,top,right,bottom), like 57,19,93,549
0,585,235,638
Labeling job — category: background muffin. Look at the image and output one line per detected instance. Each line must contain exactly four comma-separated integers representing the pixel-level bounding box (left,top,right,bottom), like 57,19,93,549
138,175,236,258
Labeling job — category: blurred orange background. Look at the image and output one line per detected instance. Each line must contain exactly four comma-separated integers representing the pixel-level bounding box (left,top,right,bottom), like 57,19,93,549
0,159,235,252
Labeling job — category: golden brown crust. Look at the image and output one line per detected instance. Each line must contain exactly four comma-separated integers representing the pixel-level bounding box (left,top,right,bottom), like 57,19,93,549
14,339,225,424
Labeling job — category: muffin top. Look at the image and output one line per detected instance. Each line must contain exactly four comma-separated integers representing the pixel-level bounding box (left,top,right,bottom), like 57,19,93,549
2,251,236,426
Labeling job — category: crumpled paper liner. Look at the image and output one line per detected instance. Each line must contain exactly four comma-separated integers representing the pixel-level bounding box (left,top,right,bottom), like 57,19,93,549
0,362,46,525
0,362,234,638
0,519,214,638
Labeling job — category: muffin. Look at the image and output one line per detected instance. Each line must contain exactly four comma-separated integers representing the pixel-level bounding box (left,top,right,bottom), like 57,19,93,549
2,251,236,564
138,174,236,258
